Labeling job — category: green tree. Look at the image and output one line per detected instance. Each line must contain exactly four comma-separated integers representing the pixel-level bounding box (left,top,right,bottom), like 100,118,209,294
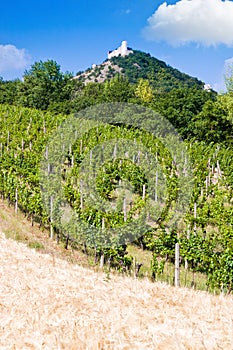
0,78,22,105
152,87,216,139
17,60,75,111
71,82,104,112
218,93,233,124
103,75,134,102
135,79,154,103
193,100,232,144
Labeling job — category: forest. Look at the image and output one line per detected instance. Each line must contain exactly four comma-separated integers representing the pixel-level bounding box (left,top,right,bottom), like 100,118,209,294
1,52,233,293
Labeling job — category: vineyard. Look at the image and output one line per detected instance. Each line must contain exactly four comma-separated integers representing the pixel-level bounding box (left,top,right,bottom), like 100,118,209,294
0,103,233,293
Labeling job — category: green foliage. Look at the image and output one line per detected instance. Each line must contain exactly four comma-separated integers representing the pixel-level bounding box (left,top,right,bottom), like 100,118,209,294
110,50,204,91
152,87,217,139
0,79,22,105
97,245,133,272
193,100,233,144
218,93,233,124
135,79,154,103
16,60,77,111
1,102,233,292
1,51,233,292
28,241,45,250
103,75,134,102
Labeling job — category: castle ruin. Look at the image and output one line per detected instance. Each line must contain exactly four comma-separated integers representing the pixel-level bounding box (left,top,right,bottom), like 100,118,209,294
108,41,133,60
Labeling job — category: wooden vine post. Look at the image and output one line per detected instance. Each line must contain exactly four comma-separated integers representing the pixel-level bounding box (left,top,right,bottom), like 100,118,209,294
175,243,180,287
142,184,146,200
154,150,158,202
15,187,18,214
80,180,83,210
99,217,105,269
123,197,127,222
113,144,117,160
194,202,197,234
7,131,10,152
50,196,54,239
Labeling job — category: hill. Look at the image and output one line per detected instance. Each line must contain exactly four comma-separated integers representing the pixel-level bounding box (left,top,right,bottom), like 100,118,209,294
1,224,233,349
0,103,233,294
74,49,205,92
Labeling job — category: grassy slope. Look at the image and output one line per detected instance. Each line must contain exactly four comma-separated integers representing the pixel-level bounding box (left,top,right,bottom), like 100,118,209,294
1,201,233,349
0,198,207,291
0,199,91,267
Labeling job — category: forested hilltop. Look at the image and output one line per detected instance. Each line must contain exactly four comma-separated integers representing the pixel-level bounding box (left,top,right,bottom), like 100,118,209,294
1,51,233,293
75,50,204,91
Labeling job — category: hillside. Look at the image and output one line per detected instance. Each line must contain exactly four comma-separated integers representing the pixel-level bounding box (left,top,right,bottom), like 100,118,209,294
0,103,233,293
1,226,233,349
74,50,205,92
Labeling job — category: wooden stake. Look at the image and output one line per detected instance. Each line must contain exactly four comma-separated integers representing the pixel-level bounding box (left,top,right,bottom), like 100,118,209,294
113,144,117,160
50,196,54,239
80,180,83,209
137,151,140,165
15,187,18,214
175,243,180,287
100,218,105,269
185,225,190,271
100,254,105,269
7,131,10,152
217,160,221,176
45,147,48,160
155,171,158,202
142,184,146,200
194,202,197,234
90,150,92,165
123,197,127,222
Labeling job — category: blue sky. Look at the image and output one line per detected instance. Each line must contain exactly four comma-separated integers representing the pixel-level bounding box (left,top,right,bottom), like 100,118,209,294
1,0,233,92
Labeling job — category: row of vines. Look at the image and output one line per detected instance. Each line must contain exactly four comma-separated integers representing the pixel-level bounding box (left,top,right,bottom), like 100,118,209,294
0,103,233,293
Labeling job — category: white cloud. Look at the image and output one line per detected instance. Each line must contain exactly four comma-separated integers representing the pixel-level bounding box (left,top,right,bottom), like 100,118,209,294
223,57,233,86
210,57,233,93
143,0,233,47
0,44,31,73
121,8,131,15
224,57,233,70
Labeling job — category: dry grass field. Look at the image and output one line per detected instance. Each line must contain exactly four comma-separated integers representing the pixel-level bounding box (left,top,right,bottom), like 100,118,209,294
1,229,233,350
